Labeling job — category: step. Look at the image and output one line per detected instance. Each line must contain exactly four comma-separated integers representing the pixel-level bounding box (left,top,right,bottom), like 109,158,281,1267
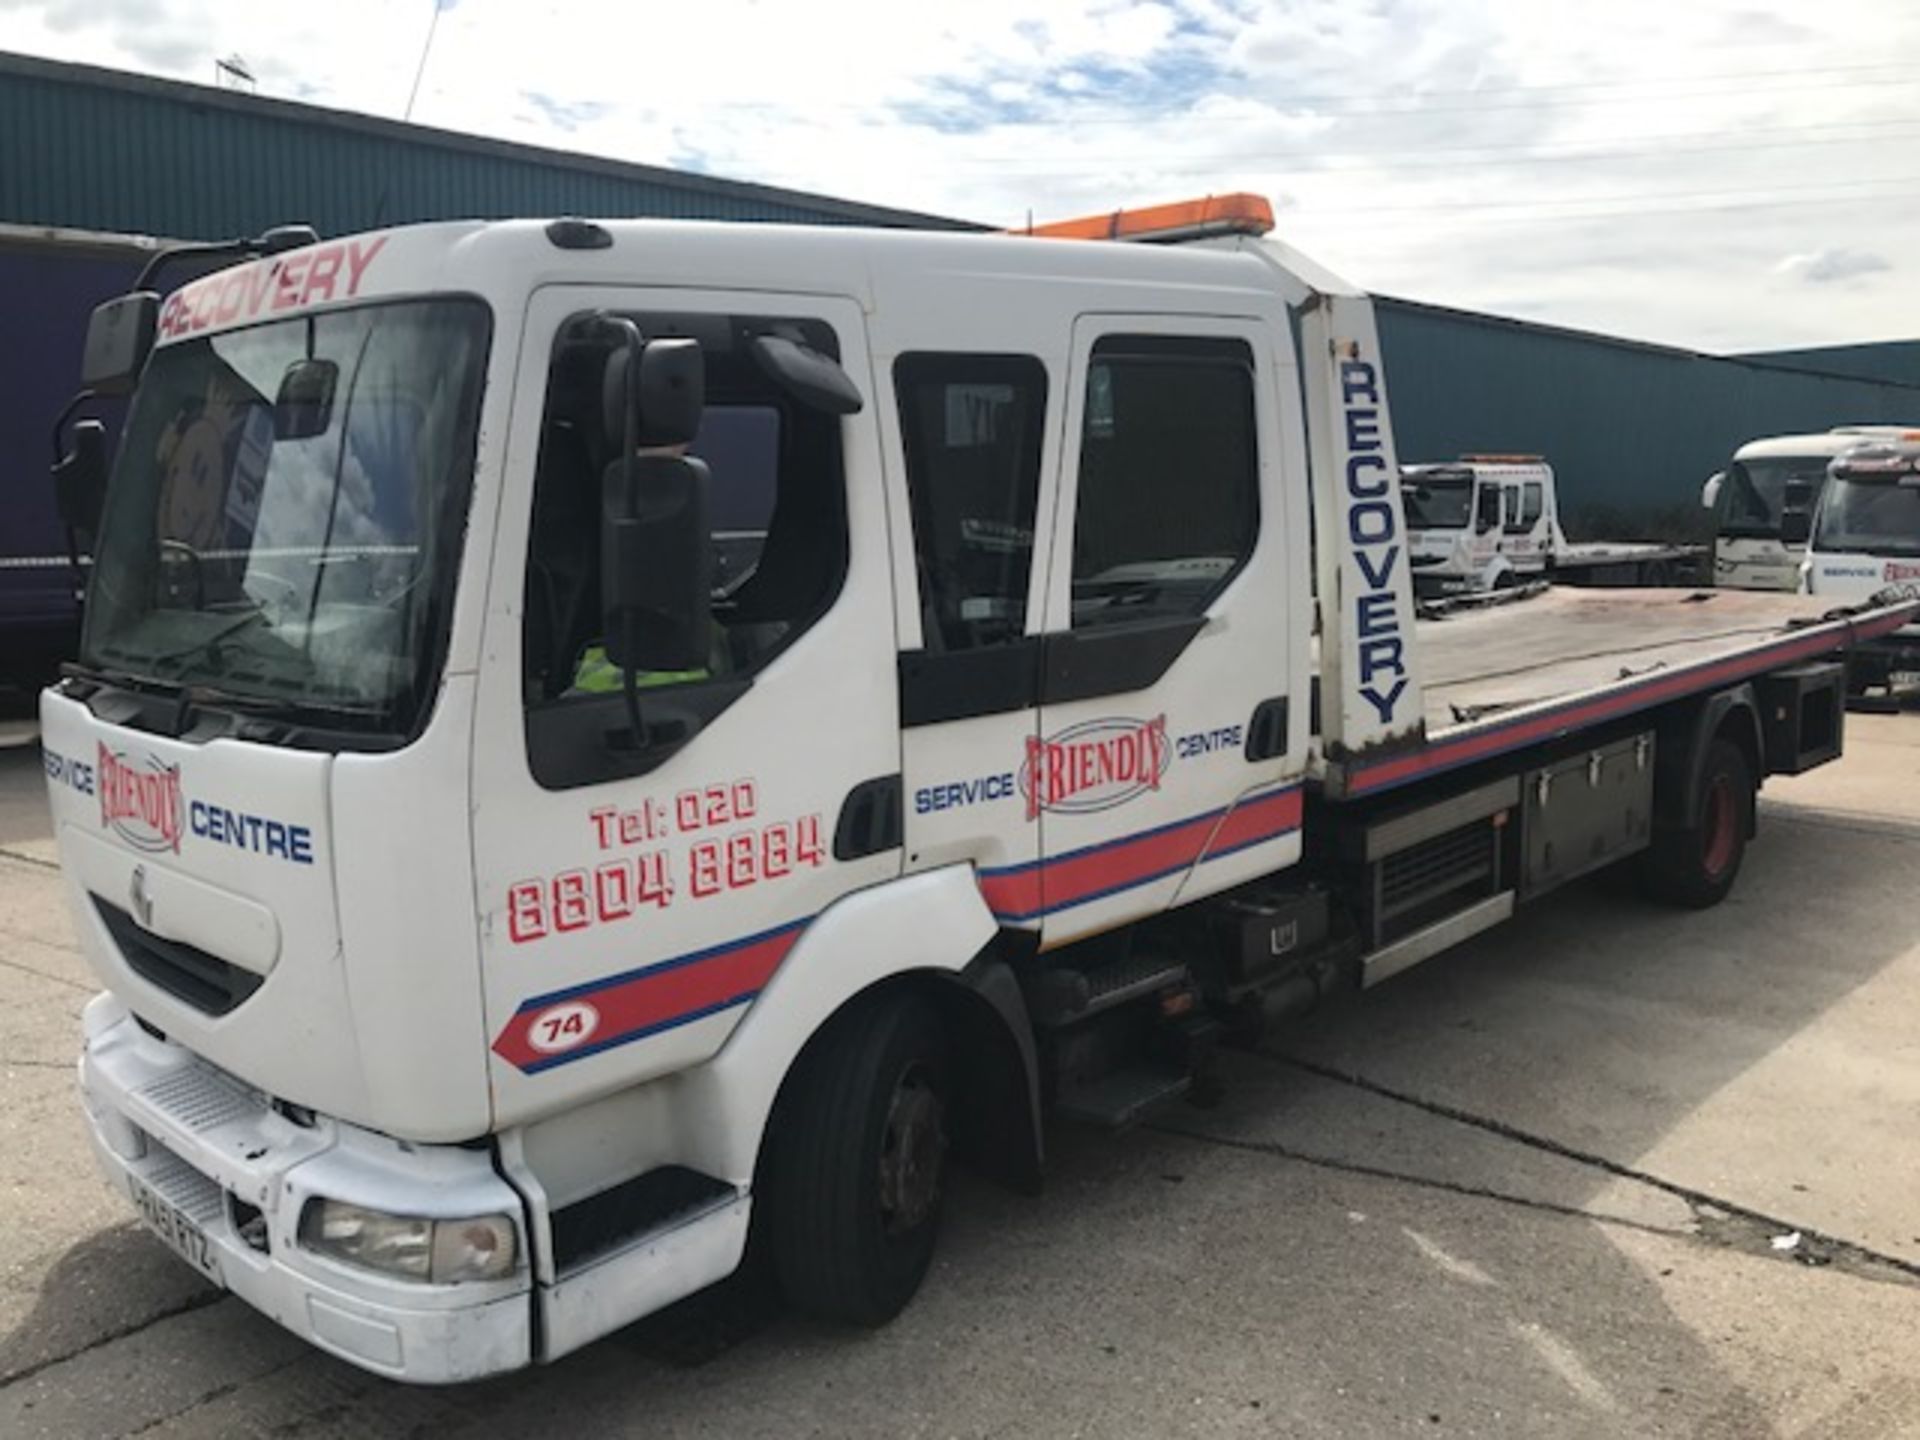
1030,952,1189,1027
1056,1065,1193,1130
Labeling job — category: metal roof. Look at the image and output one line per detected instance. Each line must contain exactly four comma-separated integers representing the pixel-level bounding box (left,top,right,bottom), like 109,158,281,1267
0,51,973,241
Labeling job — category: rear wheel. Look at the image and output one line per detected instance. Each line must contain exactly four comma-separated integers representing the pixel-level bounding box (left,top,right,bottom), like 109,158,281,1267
762,990,951,1325
1637,737,1753,908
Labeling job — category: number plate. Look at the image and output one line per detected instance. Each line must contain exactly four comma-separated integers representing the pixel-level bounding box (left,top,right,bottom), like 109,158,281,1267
128,1174,223,1285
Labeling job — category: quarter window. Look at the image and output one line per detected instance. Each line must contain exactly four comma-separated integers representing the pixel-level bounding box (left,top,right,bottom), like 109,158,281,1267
1070,336,1259,629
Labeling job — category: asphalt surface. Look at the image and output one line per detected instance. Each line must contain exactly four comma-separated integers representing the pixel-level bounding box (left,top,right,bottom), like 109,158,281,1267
2,711,1919,1438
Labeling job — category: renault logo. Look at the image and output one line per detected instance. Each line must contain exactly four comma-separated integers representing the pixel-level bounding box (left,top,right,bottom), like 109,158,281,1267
128,865,154,929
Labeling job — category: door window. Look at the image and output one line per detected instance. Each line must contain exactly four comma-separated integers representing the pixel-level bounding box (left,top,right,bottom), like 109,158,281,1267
1069,336,1258,629
894,354,1047,651
1475,485,1502,533
521,311,849,787
1519,481,1544,528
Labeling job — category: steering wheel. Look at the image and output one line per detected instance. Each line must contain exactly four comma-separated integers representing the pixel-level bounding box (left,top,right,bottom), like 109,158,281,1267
158,539,206,610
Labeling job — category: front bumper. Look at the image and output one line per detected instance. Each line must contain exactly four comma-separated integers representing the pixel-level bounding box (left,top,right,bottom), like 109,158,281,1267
1850,624,1920,686
78,995,533,1383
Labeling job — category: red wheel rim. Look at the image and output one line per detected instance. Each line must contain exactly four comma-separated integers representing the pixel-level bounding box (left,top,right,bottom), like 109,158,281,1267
1702,774,1737,878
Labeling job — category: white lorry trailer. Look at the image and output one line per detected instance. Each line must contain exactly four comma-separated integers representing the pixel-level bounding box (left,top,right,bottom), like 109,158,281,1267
1786,437,1920,699
1703,427,1919,591
1401,454,1698,597
40,194,1917,1382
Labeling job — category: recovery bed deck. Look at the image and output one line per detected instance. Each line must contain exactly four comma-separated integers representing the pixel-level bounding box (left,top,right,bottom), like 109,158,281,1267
1332,587,1914,797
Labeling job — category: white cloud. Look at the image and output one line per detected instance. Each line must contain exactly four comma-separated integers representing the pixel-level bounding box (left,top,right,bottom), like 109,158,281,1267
1774,247,1892,285
1,0,1918,349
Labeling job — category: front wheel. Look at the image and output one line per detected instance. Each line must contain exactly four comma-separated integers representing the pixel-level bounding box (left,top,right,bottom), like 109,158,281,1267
1637,737,1753,908
762,990,951,1325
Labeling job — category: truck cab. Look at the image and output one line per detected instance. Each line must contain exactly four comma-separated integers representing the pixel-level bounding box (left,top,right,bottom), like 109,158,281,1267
1403,455,1555,596
1792,438,1920,691
1703,427,1917,591
44,216,1324,1381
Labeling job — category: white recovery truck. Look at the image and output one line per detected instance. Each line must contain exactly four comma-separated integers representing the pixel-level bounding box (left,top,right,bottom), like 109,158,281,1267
1703,426,1919,591
1785,437,1920,699
40,194,1919,1382
1400,454,1699,597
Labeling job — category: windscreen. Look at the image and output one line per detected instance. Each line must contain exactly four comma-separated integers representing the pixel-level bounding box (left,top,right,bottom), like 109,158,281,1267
1814,477,1920,556
80,298,489,736
1719,457,1828,537
1404,475,1473,529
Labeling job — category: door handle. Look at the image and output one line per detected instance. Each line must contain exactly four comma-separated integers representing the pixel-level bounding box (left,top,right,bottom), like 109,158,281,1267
834,775,903,860
1245,696,1289,762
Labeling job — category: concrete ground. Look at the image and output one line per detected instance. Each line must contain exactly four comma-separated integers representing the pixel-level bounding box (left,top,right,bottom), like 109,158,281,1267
1,710,1918,1438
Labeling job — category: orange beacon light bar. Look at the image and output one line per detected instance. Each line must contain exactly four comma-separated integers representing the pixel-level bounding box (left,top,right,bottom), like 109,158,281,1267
1016,193,1276,243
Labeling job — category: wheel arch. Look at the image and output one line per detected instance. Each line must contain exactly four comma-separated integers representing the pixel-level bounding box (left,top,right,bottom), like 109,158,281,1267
666,865,1042,1194
1651,683,1763,834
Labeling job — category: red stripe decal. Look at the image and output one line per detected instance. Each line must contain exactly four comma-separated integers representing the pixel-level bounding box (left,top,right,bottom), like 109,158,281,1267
492,923,804,1074
981,785,1303,922
1198,786,1306,859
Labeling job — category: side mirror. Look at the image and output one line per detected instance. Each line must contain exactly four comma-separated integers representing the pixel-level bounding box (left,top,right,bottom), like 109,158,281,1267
1779,508,1812,547
274,358,339,440
52,418,110,537
602,337,704,449
599,333,712,677
750,332,864,415
600,453,713,672
81,292,160,396
1701,472,1723,510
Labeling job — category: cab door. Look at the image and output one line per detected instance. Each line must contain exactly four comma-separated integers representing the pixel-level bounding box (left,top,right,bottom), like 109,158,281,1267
1031,317,1306,947
885,352,1056,928
470,286,900,1120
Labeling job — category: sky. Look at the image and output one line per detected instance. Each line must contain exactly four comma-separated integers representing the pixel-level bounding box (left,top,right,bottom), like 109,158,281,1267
1,0,1915,352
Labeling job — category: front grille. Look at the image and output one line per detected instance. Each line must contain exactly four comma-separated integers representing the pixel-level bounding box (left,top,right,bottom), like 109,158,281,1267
94,899,264,1015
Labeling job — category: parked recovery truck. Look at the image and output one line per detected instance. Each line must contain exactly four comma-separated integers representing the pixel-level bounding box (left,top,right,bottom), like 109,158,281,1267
1703,426,1919,591
41,194,1918,1382
1785,437,1920,699
1400,454,1698,597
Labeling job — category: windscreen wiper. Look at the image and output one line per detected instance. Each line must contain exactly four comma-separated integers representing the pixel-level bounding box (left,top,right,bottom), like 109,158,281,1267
146,607,277,675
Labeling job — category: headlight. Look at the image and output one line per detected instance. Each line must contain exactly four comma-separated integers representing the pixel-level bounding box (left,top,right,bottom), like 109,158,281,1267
298,1199,518,1283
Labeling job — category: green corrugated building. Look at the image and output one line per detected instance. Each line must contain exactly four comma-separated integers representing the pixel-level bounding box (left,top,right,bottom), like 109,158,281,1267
0,51,967,237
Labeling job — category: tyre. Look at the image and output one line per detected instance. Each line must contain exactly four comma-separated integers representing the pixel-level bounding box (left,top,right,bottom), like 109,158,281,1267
1637,736,1753,908
762,990,951,1325
1492,569,1518,591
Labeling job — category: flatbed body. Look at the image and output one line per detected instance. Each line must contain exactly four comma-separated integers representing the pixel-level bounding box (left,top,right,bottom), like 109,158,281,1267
1324,585,1904,796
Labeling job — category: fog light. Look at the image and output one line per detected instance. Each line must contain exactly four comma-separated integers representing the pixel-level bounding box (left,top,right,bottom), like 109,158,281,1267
299,1200,517,1283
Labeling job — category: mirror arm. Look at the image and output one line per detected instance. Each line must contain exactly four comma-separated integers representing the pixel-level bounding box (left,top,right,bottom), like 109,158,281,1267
131,226,320,292
598,312,652,753
50,389,97,466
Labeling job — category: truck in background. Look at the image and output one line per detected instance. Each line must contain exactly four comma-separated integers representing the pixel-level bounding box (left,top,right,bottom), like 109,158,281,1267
1702,426,1919,592
0,223,161,684
1401,454,1699,597
42,196,1917,1382
1785,437,1920,701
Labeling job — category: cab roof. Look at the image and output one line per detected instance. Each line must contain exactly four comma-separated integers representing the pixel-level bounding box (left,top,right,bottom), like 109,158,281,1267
154,215,1295,349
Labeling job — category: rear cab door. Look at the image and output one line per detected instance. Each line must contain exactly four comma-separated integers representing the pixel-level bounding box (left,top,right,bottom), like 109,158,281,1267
1028,314,1309,945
